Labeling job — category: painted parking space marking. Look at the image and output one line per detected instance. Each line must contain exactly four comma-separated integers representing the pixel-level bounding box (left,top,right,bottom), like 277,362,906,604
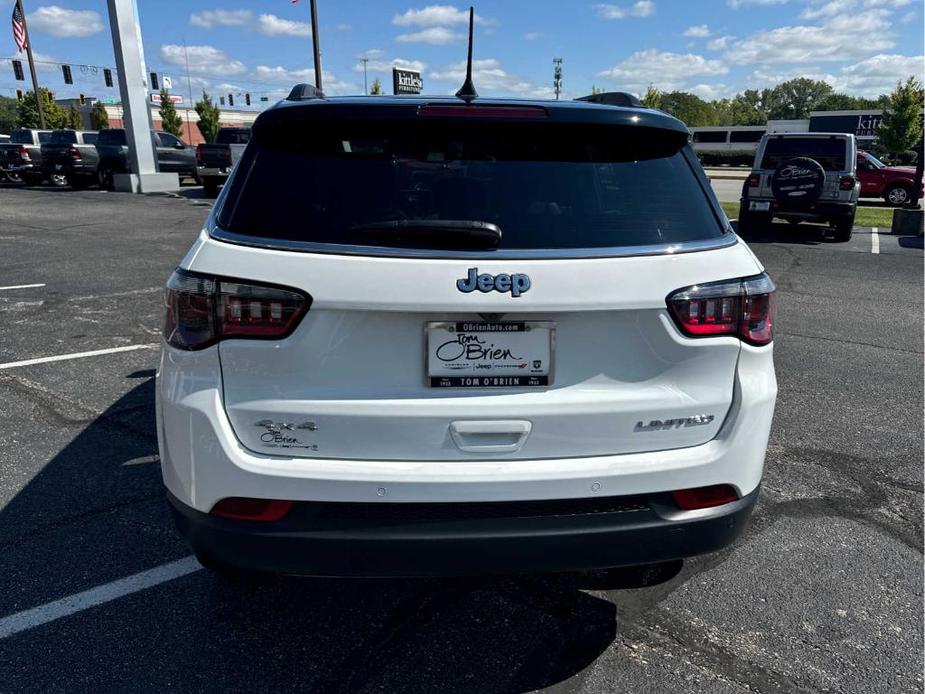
0,283,45,291
0,344,158,371
871,226,880,254
0,557,202,639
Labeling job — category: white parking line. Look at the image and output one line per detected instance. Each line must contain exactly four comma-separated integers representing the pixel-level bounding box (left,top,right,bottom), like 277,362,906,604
0,557,201,639
0,344,158,371
871,226,880,254
0,283,45,291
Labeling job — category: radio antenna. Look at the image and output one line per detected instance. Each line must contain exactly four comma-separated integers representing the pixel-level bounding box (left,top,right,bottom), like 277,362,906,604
455,6,478,101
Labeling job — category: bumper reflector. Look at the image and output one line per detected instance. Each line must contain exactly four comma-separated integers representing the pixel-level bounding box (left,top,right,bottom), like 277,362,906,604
672,485,738,511
210,497,294,521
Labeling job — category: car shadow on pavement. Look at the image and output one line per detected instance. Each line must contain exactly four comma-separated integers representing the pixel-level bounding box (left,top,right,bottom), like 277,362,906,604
898,234,924,249
0,375,682,693
733,219,837,245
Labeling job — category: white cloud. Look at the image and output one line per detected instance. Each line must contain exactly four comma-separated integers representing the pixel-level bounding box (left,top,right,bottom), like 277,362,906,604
256,14,311,37
396,27,462,44
900,10,917,22
683,24,711,37
189,9,252,28
430,58,550,97
27,6,103,38
728,0,788,7
707,35,734,50
688,83,733,100
801,0,911,19
594,1,655,19
362,49,385,59
392,5,486,26
836,53,925,95
725,10,895,64
160,44,247,76
599,49,728,92
524,31,543,40
354,57,427,73
252,66,357,95
336,23,352,31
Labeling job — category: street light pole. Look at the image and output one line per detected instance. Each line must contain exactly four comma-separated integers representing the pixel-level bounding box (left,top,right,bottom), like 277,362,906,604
361,57,369,95
309,0,322,92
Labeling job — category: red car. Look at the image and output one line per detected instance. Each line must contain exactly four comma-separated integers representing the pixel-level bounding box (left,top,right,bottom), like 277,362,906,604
857,150,922,206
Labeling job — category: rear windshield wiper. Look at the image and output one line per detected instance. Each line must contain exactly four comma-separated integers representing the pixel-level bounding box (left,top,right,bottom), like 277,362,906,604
348,219,501,250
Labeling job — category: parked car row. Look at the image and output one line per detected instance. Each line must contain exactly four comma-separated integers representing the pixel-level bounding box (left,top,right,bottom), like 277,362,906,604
0,128,199,190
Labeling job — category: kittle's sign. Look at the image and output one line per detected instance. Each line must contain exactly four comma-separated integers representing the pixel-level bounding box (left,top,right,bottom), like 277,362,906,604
393,68,423,95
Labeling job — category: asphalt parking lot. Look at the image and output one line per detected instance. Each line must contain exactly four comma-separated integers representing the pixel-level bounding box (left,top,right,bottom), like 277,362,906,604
0,184,922,693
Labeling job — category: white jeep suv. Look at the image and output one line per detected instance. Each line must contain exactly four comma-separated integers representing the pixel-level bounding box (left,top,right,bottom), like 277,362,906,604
157,92,777,577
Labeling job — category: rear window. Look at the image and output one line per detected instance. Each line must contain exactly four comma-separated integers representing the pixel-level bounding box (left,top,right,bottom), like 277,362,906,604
81,132,98,144
49,131,77,144
219,119,724,252
692,131,727,144
760,136,847,171
10,130,41,144
216,129,251,144
730,130,764,143
98,129,127,146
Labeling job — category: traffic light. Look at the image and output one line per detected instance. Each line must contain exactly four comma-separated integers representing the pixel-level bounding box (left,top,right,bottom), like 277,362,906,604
228,93,234,107
79,93,85,105
103,68,113,88
150,72,159,90
245,92,251,106
16,89,24,102
62,64,73,85
219,95,225,106
12,59,24,81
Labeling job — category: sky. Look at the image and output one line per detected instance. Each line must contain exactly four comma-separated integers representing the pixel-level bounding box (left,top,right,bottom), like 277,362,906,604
0,0,922,109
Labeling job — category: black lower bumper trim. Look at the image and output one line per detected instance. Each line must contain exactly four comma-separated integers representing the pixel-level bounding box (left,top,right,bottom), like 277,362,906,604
167,487,759,577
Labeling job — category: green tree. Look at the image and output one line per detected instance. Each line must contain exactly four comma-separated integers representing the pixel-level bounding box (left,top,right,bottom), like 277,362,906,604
765,78,833,119
877,76,924,154
66,104,82,129
194,90,222,143
16,88,68,129
814,92,881,111
369,78,382,95
640,84,661,109
0,95,18,133
90,101,109,130
658,90,717,126
589,84,603,95
158,88,183,137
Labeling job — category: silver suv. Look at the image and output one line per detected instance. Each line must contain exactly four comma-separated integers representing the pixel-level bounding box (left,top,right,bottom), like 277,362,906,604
738,133,859,241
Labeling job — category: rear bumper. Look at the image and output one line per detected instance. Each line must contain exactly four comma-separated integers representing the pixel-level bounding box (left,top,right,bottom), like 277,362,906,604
743,197,855,219
168,486,759,577
198,167,229,178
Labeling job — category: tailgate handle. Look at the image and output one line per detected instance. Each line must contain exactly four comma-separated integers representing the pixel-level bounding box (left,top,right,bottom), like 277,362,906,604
449,420,532,453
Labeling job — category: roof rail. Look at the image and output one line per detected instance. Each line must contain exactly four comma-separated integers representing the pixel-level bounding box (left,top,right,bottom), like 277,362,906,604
575,91,643,108
286,83,325,101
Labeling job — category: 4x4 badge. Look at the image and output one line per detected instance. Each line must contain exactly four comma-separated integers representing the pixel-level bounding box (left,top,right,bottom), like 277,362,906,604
456,268,531,298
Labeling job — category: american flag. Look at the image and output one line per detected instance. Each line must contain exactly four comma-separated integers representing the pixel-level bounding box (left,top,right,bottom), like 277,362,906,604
11,1,27,53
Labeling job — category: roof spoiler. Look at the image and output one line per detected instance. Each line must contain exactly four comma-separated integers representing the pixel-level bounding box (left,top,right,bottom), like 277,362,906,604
286,83,325,101
575,91,643,108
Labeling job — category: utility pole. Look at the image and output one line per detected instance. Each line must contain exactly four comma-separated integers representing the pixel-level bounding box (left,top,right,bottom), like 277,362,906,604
309,0,322,92
16,0,46,128
553,57,562,101
360,57,369,95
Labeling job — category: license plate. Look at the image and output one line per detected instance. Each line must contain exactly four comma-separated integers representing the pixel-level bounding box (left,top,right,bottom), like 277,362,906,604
426,321,554,388
749,201,770,211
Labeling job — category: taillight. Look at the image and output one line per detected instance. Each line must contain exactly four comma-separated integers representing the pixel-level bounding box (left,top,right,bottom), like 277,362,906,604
210,497,293,521
746,173,760,187
839,175,856,190
195,146,203,165
18,146,31,161
68,146,81,160
667,273,776,346
163,269,311,350
672,485,738,510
